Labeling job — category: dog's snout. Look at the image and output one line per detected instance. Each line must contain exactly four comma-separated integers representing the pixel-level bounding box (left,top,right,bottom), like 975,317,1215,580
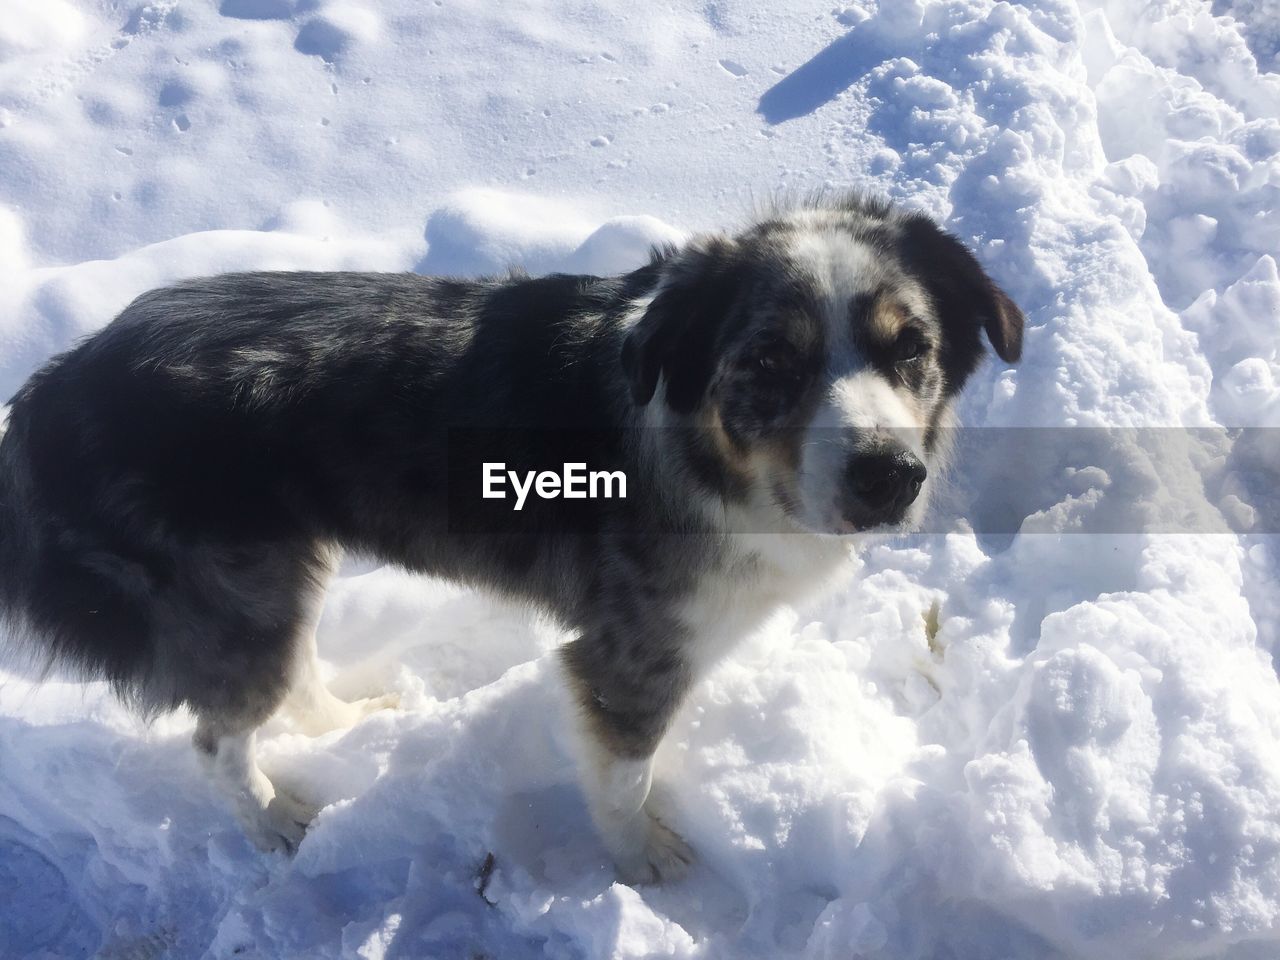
851,451,926,505
843,449,926,525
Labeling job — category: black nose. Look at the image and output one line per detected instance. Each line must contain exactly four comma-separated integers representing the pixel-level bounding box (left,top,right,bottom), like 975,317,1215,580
846,450,927,520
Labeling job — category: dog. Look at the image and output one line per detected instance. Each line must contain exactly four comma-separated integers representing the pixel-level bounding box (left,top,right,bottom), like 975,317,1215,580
0,194,1022,883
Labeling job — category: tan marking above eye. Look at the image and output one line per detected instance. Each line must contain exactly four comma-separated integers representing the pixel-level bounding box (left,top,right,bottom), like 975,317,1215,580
868,295,911,343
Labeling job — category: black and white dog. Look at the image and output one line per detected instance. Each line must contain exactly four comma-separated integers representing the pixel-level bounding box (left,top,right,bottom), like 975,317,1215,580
0,195,1021,882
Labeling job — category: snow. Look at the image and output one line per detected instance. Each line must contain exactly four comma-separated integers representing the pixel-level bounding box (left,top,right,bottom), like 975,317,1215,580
1,0,1279,957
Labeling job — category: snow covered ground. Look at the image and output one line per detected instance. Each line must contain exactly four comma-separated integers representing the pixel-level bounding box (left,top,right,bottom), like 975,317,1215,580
2,0,1279,957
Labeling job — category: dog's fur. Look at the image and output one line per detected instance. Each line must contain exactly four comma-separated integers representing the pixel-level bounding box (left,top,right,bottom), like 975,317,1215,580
0,195,1021,881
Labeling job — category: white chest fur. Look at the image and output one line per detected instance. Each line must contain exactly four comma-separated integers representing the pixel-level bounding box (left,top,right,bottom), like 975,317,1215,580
678,531,854,674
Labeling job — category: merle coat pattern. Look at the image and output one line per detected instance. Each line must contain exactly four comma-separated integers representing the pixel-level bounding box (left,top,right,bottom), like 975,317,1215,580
0,195,1022,882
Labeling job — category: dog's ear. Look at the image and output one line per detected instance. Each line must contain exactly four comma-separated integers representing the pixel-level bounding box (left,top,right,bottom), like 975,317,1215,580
900,215,1024,363
621,237,743,412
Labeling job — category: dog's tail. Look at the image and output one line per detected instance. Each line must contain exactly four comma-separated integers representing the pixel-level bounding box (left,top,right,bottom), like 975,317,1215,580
0,402,40,674
0,402,30,665
0,395,162,710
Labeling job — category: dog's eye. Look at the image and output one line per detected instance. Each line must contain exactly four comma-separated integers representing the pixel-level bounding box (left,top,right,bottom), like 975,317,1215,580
892,332,928,364
742,337,799,378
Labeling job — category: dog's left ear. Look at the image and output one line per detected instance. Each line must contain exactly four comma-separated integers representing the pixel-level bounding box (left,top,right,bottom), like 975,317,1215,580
621,236,743,413
900,215,1024,363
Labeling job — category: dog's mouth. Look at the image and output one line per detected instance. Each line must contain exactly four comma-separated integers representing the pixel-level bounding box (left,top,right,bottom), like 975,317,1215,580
833,515,911,535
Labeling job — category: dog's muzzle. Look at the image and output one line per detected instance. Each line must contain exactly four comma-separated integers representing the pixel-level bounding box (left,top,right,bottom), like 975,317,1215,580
840,447,926,528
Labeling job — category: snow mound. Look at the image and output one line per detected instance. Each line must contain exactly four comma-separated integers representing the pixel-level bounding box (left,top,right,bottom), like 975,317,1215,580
419,189,685,277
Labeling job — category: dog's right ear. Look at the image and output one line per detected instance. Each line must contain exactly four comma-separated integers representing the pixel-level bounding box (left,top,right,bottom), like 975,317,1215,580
621,237,742,414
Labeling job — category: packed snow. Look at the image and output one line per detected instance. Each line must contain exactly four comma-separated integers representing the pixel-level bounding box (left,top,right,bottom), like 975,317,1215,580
1,0,1279,957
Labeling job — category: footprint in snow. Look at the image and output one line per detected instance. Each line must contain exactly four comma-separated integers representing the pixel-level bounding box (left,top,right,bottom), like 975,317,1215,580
295,18,352,62
218,0,296,20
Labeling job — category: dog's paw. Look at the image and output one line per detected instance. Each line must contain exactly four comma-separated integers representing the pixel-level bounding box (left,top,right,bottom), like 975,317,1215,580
286,688,402,736
243,792,321,854
354,691,401,717
613,812,695,885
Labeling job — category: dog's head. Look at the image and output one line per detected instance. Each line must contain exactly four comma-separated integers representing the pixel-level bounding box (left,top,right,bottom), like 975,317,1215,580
622,195,1023,534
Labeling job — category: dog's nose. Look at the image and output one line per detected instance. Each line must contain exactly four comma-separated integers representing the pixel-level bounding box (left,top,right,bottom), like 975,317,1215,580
844,449,927,523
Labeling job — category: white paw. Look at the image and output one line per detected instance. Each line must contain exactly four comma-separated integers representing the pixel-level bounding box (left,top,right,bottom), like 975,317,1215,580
353,691,401,717
613,812,695,885
288,689,402,736
242,792,320,854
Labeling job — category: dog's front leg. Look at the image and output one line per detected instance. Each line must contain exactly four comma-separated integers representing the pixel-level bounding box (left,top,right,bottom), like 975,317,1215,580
560,632,695,884
579,736,694,885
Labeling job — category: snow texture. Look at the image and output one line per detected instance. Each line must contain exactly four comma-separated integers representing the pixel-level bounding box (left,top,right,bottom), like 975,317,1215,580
1,0,1279,958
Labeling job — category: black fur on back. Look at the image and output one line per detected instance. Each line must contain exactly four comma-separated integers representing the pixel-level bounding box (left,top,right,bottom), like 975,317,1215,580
0,195,1022,742
0,265,705,716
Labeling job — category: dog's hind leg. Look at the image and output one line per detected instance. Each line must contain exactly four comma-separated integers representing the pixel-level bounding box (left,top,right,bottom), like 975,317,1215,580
281,553,399,737
560,632,696,885
283,631,400,736
193,711,319,854
168,545,333,853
